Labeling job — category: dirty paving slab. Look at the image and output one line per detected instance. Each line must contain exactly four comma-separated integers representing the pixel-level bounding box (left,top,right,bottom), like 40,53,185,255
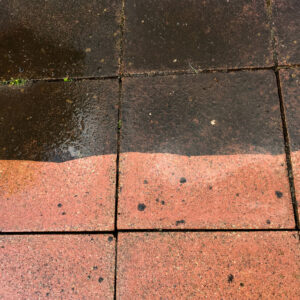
118,71,295,229
0,79,118,231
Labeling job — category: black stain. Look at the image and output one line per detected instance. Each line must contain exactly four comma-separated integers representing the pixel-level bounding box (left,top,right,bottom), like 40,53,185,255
108,236,113,242
275,191,283,198
138,203,146,211
266,219,271,224
228,274,234,283
180,177,187,184
57,203,62,208
98,277,104,283
144,180,148,184
175,220,185,226
240,282,244,287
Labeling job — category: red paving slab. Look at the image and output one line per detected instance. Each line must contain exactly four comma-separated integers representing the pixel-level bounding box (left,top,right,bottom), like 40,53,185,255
0,234,115,299
0,156,116,231
0,0,121,79
118,72,295,229
280,68,300,221
0,80,118,231
273,0,300,65
119,153,293,229
117,232,300,299
123,0,273,73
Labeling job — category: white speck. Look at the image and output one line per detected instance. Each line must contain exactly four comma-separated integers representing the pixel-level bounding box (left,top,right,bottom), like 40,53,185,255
210,120,216,125
149,113,152,116
173,59,177,63
141,20,144,23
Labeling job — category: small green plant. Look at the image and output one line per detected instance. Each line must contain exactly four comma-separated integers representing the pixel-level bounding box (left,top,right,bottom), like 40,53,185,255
10,78,27,85
63,76,73,82
1,78,28,86
118,120,122,129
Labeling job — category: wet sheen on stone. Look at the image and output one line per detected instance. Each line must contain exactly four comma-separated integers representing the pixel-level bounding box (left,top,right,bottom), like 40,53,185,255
121,71,285,156
273,0,300,65
0,0,121,79
0,80,118,162
124,0,272,73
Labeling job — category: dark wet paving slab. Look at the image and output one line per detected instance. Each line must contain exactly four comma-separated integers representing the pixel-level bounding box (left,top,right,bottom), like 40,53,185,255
273,0,300,65
0,0,121,79
280,69,300,152
123,0,273,73
121,71,285,156
280,68,300,222
0,80,118,162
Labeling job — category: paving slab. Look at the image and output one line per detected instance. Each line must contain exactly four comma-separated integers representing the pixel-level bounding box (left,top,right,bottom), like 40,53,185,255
123,0,273,74
273,0,300,65
0,235,115,299
0,80,118,231
118,71,295,229
117,232,300,299
280,68,300,221
0,0,121,79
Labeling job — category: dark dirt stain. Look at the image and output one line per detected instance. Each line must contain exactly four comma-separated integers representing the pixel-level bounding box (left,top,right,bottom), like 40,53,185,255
144,180,148,184
138,203,146,211
275,191,283,198
240,282,244,287
228,274,234,283
108,236,113,242
180,177,187,184
57,203,62,208
98,277,104,283
175,220,185,226
266,219,271,224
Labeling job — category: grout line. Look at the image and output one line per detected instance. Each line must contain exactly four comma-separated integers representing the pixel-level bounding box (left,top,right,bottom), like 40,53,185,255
0,228,298,235
114,1,125,297
275,70,300,229
122,66,275,78
2,65,300,86
113,77,122,300
267,0,299,229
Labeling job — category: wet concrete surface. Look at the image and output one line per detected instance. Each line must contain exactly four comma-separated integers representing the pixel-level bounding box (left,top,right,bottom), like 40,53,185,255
273,0,300,65
0,80,118,162
121,71,285,156
124,0,273,73
280,68,300,219
0,0,121,79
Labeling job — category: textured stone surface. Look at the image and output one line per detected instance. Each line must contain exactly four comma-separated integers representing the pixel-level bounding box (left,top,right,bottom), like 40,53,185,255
273,0,300,65
0,0,121,79
117,232,300,299
0,80,118,162
123,0,272,73
121,72,284,156
0,235,115,299
118,72,294,229
280,68,300,221
118,153,293,229
0,156,116,231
